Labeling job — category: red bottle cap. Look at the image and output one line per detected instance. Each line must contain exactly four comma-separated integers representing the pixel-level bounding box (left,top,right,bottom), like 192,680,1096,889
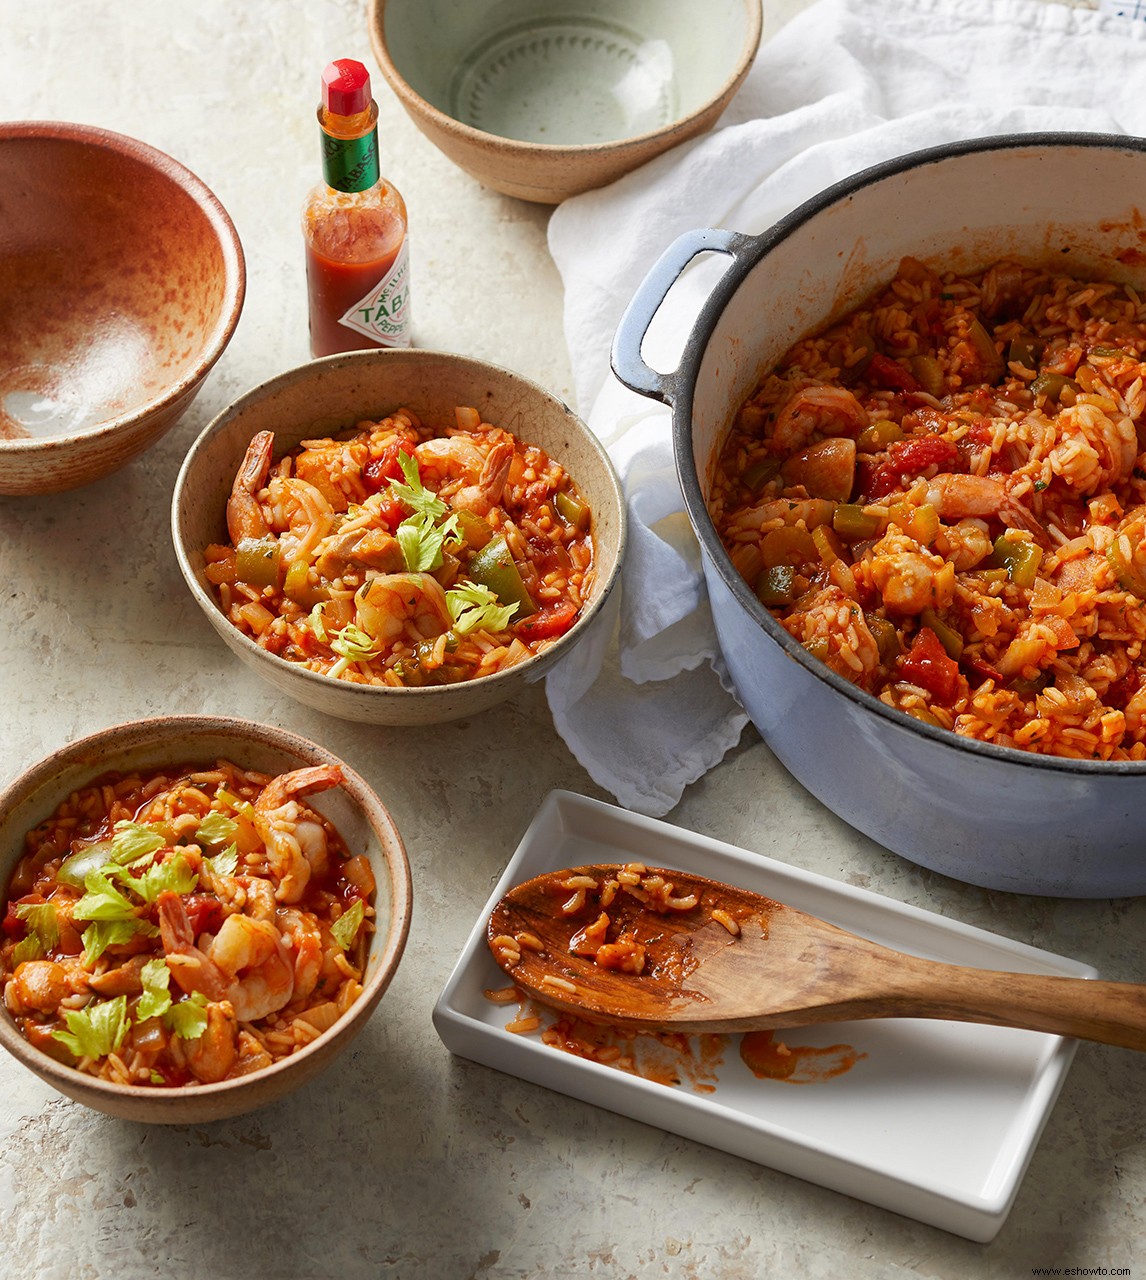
321,59,371,115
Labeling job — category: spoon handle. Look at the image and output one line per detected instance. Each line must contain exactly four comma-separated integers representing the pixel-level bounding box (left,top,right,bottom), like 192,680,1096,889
895,961,1146,1050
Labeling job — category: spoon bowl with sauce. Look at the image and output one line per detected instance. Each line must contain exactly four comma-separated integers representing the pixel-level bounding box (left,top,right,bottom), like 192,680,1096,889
489,863,1146,1049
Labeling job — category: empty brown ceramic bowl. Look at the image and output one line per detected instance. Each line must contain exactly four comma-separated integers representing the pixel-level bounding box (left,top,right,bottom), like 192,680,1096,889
368,0,763,203
0,716,412,1123
0,122,246,496
171,348,626,726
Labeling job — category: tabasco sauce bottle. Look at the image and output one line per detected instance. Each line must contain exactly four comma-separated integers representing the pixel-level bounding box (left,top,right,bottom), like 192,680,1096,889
302,58,412,356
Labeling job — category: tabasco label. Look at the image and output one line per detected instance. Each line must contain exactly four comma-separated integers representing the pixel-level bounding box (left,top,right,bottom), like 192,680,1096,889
338,239,412,347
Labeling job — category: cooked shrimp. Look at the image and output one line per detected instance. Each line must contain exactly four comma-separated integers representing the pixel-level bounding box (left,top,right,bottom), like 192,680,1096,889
771,385,868,452
354,572,452,647
207,912,295,1022
266,475,335,566
933,518,993,571
868,533,956,615
242,876,278,924
88,954,150,997
227,431,274,543
1046,402,1137,495
156,891,295,1021
253,765,343,903
181,1000,238,1085
277,907,324,1003
413,435,514,515
925,473,1044,538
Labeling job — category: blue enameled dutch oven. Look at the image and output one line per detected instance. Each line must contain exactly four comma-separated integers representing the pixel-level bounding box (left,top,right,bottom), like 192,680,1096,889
612,133,1146,897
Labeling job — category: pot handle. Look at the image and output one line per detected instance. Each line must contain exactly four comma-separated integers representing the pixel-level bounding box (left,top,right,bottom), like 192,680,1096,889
610,227,753,406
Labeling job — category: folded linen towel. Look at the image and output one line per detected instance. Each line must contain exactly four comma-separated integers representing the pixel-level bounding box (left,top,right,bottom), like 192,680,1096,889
544,0,1146,816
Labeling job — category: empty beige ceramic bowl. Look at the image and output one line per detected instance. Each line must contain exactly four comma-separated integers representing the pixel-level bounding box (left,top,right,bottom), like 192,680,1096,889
0,716,412,1123
172,348,626,725
368,0,763,203
0,122,246,496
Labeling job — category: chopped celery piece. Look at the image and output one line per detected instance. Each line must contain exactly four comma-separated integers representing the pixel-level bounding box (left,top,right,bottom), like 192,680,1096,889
554,489,591,531
1031,372,1078,406
857,420,903,452
908,355,944,397
235,537,281,589
754,564,796,607
742,456,782,492
991,536,1041,588
833,503,881,541
454,510,495,550
1007,336,1042,371
283,559,327,607
966,318,1004,381
866,615,901,662
1108,538,1146,598
920,607,964,659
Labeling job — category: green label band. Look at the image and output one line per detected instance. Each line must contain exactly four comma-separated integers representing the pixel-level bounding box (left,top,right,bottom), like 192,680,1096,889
321,130,381,193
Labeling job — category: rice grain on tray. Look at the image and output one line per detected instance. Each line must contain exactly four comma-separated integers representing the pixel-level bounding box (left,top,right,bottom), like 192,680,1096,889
712,257,1146,761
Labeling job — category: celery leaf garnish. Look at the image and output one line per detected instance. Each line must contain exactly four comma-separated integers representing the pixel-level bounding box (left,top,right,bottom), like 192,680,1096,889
119,852,198,905
15,902,60,951
204,845,239,881
11,935,45,966
397,510,459,573
447,581,518,635
388,451,448,521
328,622,382,679
195,810,237,849
107,821,168,866
51,995,129,1060
135,958,173,1022
80,919,156,967
167,992,209,1040
73,870,140,922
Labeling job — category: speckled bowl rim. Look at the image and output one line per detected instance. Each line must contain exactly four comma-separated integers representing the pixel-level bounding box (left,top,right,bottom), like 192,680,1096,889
368,0,763,157
0,121,246,456
171,349,627,712
0,715,413,1118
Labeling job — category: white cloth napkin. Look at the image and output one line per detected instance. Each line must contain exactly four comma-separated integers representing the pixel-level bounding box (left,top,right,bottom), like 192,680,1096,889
543,0,1146,817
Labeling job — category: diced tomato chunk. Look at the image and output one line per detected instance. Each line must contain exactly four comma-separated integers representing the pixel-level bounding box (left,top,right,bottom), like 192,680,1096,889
862,461,902,501
860,435,963,500
867,353,922,393
363,440,416,493
888,436,960,474
899,626,961,704
1105,668,1142,710
2,898,30,940
962,654,1005,686
182,894,226,939
516,602,580,642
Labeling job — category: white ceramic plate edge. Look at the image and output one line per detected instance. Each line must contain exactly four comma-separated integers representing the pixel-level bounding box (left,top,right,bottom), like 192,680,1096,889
433,790,1095,1242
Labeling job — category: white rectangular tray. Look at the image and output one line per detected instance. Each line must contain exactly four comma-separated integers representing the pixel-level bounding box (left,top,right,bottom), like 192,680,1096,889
433,791,1094,1242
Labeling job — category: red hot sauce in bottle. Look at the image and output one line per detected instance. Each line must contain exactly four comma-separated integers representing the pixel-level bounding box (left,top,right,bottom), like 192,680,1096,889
302,58,412,356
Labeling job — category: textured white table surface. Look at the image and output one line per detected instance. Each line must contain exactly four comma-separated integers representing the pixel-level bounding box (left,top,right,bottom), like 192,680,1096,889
1,2,1143,1277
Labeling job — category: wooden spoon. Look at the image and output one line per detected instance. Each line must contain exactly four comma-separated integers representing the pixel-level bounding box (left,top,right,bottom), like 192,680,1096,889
487,864,1146,1048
